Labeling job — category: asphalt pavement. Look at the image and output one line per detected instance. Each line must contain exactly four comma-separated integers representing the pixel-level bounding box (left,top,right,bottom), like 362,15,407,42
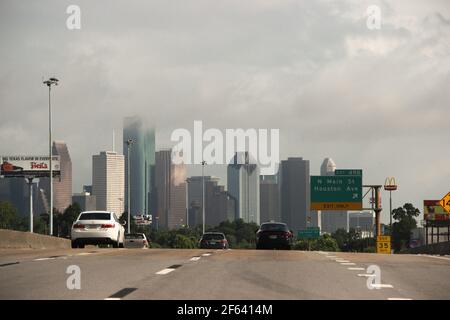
0,248,449,300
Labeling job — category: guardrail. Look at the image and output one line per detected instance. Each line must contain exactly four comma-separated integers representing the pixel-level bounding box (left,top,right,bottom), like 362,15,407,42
402,241,450,255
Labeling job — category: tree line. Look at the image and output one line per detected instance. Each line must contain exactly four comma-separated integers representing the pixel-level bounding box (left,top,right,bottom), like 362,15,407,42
0,200,421,252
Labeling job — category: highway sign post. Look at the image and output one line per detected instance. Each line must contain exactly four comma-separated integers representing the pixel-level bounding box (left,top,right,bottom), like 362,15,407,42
297,227,320,239
310,174,362,210
439,192,450,214
376,235,391,254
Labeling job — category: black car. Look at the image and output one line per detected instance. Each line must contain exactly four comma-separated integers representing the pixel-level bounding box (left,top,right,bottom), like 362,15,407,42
256,222,293,250
199,232,229,249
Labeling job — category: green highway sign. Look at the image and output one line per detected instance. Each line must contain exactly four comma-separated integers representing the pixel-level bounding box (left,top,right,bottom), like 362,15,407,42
335,169,362,176
298,227,320,239
310,175,363,210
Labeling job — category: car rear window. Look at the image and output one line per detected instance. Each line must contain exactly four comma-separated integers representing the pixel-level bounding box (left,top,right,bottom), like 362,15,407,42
79,212,111,220
260,223,288,232
125,234,144,239
202,233,225,240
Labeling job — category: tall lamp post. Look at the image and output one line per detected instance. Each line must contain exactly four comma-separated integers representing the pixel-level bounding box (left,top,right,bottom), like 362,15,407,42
125,139,134,234
201,160,207,234
43,77,59,236
384,177,397,235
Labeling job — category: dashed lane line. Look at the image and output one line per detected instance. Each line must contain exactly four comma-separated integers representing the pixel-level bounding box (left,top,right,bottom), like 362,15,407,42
341,262,356,266
348,267,365,271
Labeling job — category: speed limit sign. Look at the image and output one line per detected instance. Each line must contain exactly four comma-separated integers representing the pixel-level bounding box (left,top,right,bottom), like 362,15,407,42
377,236,391,254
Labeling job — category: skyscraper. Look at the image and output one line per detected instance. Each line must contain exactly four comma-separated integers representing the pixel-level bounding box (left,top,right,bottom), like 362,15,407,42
187,176,235,227
227,152,260,224
39,141,72,213
260,175,280,223
123,116,155,216
154,149,186,230
279,157,310,232
320,158,349,233
92,151,125,216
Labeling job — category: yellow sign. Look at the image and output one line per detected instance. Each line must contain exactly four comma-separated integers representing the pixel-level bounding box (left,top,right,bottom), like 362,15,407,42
439,192,450,214
377,236,391,254
310,202,363,211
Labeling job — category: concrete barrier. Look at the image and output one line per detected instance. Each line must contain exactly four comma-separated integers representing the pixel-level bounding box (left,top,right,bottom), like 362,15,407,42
0,229,70,249
402,241,450,255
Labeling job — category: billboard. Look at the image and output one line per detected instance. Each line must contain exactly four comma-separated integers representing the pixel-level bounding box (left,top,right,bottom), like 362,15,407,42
0,156,60,178
424,200,450,221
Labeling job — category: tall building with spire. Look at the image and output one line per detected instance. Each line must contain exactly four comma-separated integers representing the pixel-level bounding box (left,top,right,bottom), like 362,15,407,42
123,116,155,216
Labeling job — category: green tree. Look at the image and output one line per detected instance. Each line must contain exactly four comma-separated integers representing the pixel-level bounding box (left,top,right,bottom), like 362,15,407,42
0,201,18,229
392,203,420,252
311,234,339,251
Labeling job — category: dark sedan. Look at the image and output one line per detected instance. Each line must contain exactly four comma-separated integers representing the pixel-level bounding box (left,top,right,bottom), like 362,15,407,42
256,222,293,250
199,232,229,249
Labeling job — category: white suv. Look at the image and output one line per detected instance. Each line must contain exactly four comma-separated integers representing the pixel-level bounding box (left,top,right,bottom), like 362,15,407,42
71,211,126,248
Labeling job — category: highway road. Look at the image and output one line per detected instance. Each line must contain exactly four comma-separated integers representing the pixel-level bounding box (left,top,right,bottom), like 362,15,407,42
1,248,449,300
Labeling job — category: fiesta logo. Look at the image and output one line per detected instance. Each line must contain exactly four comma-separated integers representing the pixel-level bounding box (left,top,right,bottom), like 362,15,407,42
31,162,48,169
384,177,397,191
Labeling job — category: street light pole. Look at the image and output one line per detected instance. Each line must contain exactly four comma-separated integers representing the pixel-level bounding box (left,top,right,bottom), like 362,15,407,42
126,139,134,234
201,160,206,234
43,77,58,236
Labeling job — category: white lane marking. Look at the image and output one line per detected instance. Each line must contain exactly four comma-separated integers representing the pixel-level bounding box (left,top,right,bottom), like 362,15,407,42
357,274,376,277
341,262,356,265
336,260,350,263
388,298,412,300
104,298,121,300
190,257,201,261
348,267,365,271
156,268,175,275
420,255,450,261
326,256,337,259
202,253,211,257
34,258,56,261
77,253,92,256
372,284,394,289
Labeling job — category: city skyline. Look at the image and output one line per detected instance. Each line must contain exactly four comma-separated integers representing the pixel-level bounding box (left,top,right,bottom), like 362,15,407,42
1,1,449,223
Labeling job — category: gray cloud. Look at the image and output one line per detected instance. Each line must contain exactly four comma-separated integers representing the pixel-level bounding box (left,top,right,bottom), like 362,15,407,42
1,0,449,222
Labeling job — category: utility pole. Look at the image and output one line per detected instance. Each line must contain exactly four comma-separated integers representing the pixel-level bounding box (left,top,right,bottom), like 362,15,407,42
43,77,58,236
384,177,397,235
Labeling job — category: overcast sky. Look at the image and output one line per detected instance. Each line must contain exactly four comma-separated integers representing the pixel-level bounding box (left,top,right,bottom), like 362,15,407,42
0,0,449,223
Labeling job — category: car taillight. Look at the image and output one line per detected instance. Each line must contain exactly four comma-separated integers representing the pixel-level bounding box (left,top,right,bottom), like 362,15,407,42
101,223,115,228
73,223,85,229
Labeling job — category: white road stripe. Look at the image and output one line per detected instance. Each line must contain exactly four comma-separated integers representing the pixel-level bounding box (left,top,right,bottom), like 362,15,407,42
388,298,412,300
104,298,121,300
202,253,211,257
33,258,55,261
77,253,92,256
341,262,356,265
348,267,365,271
326,256,337,258
336,260,350,263
357,274,376,277
371,284,394,289
190,257,201,261
156,268,175,275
